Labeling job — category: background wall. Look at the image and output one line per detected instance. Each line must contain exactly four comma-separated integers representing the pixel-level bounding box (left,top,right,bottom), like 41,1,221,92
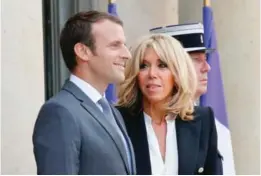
179,0,260,174
93,0,179,45
1,0,44,174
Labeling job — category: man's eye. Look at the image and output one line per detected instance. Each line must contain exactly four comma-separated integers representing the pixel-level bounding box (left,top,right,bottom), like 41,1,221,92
194,57,201,62
111,44,120,47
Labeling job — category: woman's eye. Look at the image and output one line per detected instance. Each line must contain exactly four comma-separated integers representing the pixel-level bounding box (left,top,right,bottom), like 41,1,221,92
159,62,168,68
139,63,148,69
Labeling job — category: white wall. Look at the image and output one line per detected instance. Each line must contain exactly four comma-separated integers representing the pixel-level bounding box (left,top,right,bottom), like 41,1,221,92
93,0,179,45
179,0,260,174
1,0,45,174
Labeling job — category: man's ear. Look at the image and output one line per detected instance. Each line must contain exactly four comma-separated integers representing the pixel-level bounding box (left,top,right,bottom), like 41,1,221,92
74,43,93,61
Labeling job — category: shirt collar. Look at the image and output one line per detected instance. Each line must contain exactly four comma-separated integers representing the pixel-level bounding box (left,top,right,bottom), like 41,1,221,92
69,74,103,104
143,112,176,123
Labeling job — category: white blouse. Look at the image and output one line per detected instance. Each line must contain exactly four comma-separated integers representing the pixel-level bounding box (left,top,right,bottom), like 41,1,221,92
144,112,179,175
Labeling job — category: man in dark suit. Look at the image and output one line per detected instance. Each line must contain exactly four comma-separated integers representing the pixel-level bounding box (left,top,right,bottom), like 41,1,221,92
33,10,135,175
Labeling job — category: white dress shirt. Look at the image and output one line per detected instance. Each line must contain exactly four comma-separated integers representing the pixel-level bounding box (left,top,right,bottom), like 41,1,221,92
144,112,179,175
70,74,103,110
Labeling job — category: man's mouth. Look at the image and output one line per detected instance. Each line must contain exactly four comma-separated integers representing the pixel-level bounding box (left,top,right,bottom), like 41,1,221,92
114,63,125,70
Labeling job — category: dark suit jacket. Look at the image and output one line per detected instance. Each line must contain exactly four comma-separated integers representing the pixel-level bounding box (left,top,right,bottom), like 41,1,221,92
117,106,223,175
33,81,136,175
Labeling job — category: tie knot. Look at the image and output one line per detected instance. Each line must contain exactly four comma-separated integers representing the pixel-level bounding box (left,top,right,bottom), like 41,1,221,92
98,97,111,113
98,97,115,123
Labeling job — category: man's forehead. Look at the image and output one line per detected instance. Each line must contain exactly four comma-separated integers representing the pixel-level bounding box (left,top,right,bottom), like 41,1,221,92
189,51,207,60
189,50,206,55
92,20,125,41
189,51,206,56
92,20,122,33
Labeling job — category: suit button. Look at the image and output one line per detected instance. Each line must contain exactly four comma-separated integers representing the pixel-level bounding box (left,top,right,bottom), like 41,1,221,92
198,167,204,173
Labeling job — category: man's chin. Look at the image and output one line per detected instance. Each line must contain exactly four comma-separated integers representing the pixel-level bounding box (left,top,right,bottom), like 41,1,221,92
201,88,208,95
112,75,125,84
197,87,208,96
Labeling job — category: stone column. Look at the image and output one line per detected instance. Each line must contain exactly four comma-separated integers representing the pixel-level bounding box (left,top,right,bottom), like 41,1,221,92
1,0,45,174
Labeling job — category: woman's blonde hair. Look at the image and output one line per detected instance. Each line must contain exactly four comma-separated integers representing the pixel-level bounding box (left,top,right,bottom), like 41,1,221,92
117,34,197,120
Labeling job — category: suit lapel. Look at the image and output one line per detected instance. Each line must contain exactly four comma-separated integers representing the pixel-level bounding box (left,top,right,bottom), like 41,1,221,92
176,114,202,175
80,101,130,174
62,81,130,174
111,107,128,135
111,107,136,174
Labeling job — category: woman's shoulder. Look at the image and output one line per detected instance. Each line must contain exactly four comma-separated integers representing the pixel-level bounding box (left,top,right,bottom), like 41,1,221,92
115,106,145,134
115,106,131,117
194,106,215,128
115,105,141,122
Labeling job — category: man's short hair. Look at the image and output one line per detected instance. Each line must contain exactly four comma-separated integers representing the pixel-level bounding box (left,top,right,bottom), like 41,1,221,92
59,10,123,71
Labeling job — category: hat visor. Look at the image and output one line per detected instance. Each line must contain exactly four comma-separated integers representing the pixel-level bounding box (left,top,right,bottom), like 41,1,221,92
185,47,215,54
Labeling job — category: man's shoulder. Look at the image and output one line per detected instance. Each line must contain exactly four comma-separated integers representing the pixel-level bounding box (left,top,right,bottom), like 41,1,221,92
47,88,75,103
39,89,79,114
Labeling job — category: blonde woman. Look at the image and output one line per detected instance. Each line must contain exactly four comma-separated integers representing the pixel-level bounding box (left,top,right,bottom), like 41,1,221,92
116,34,222,175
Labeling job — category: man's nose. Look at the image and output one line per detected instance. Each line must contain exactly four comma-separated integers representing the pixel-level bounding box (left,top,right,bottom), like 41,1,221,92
202,60,211,72
121,45,131,60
